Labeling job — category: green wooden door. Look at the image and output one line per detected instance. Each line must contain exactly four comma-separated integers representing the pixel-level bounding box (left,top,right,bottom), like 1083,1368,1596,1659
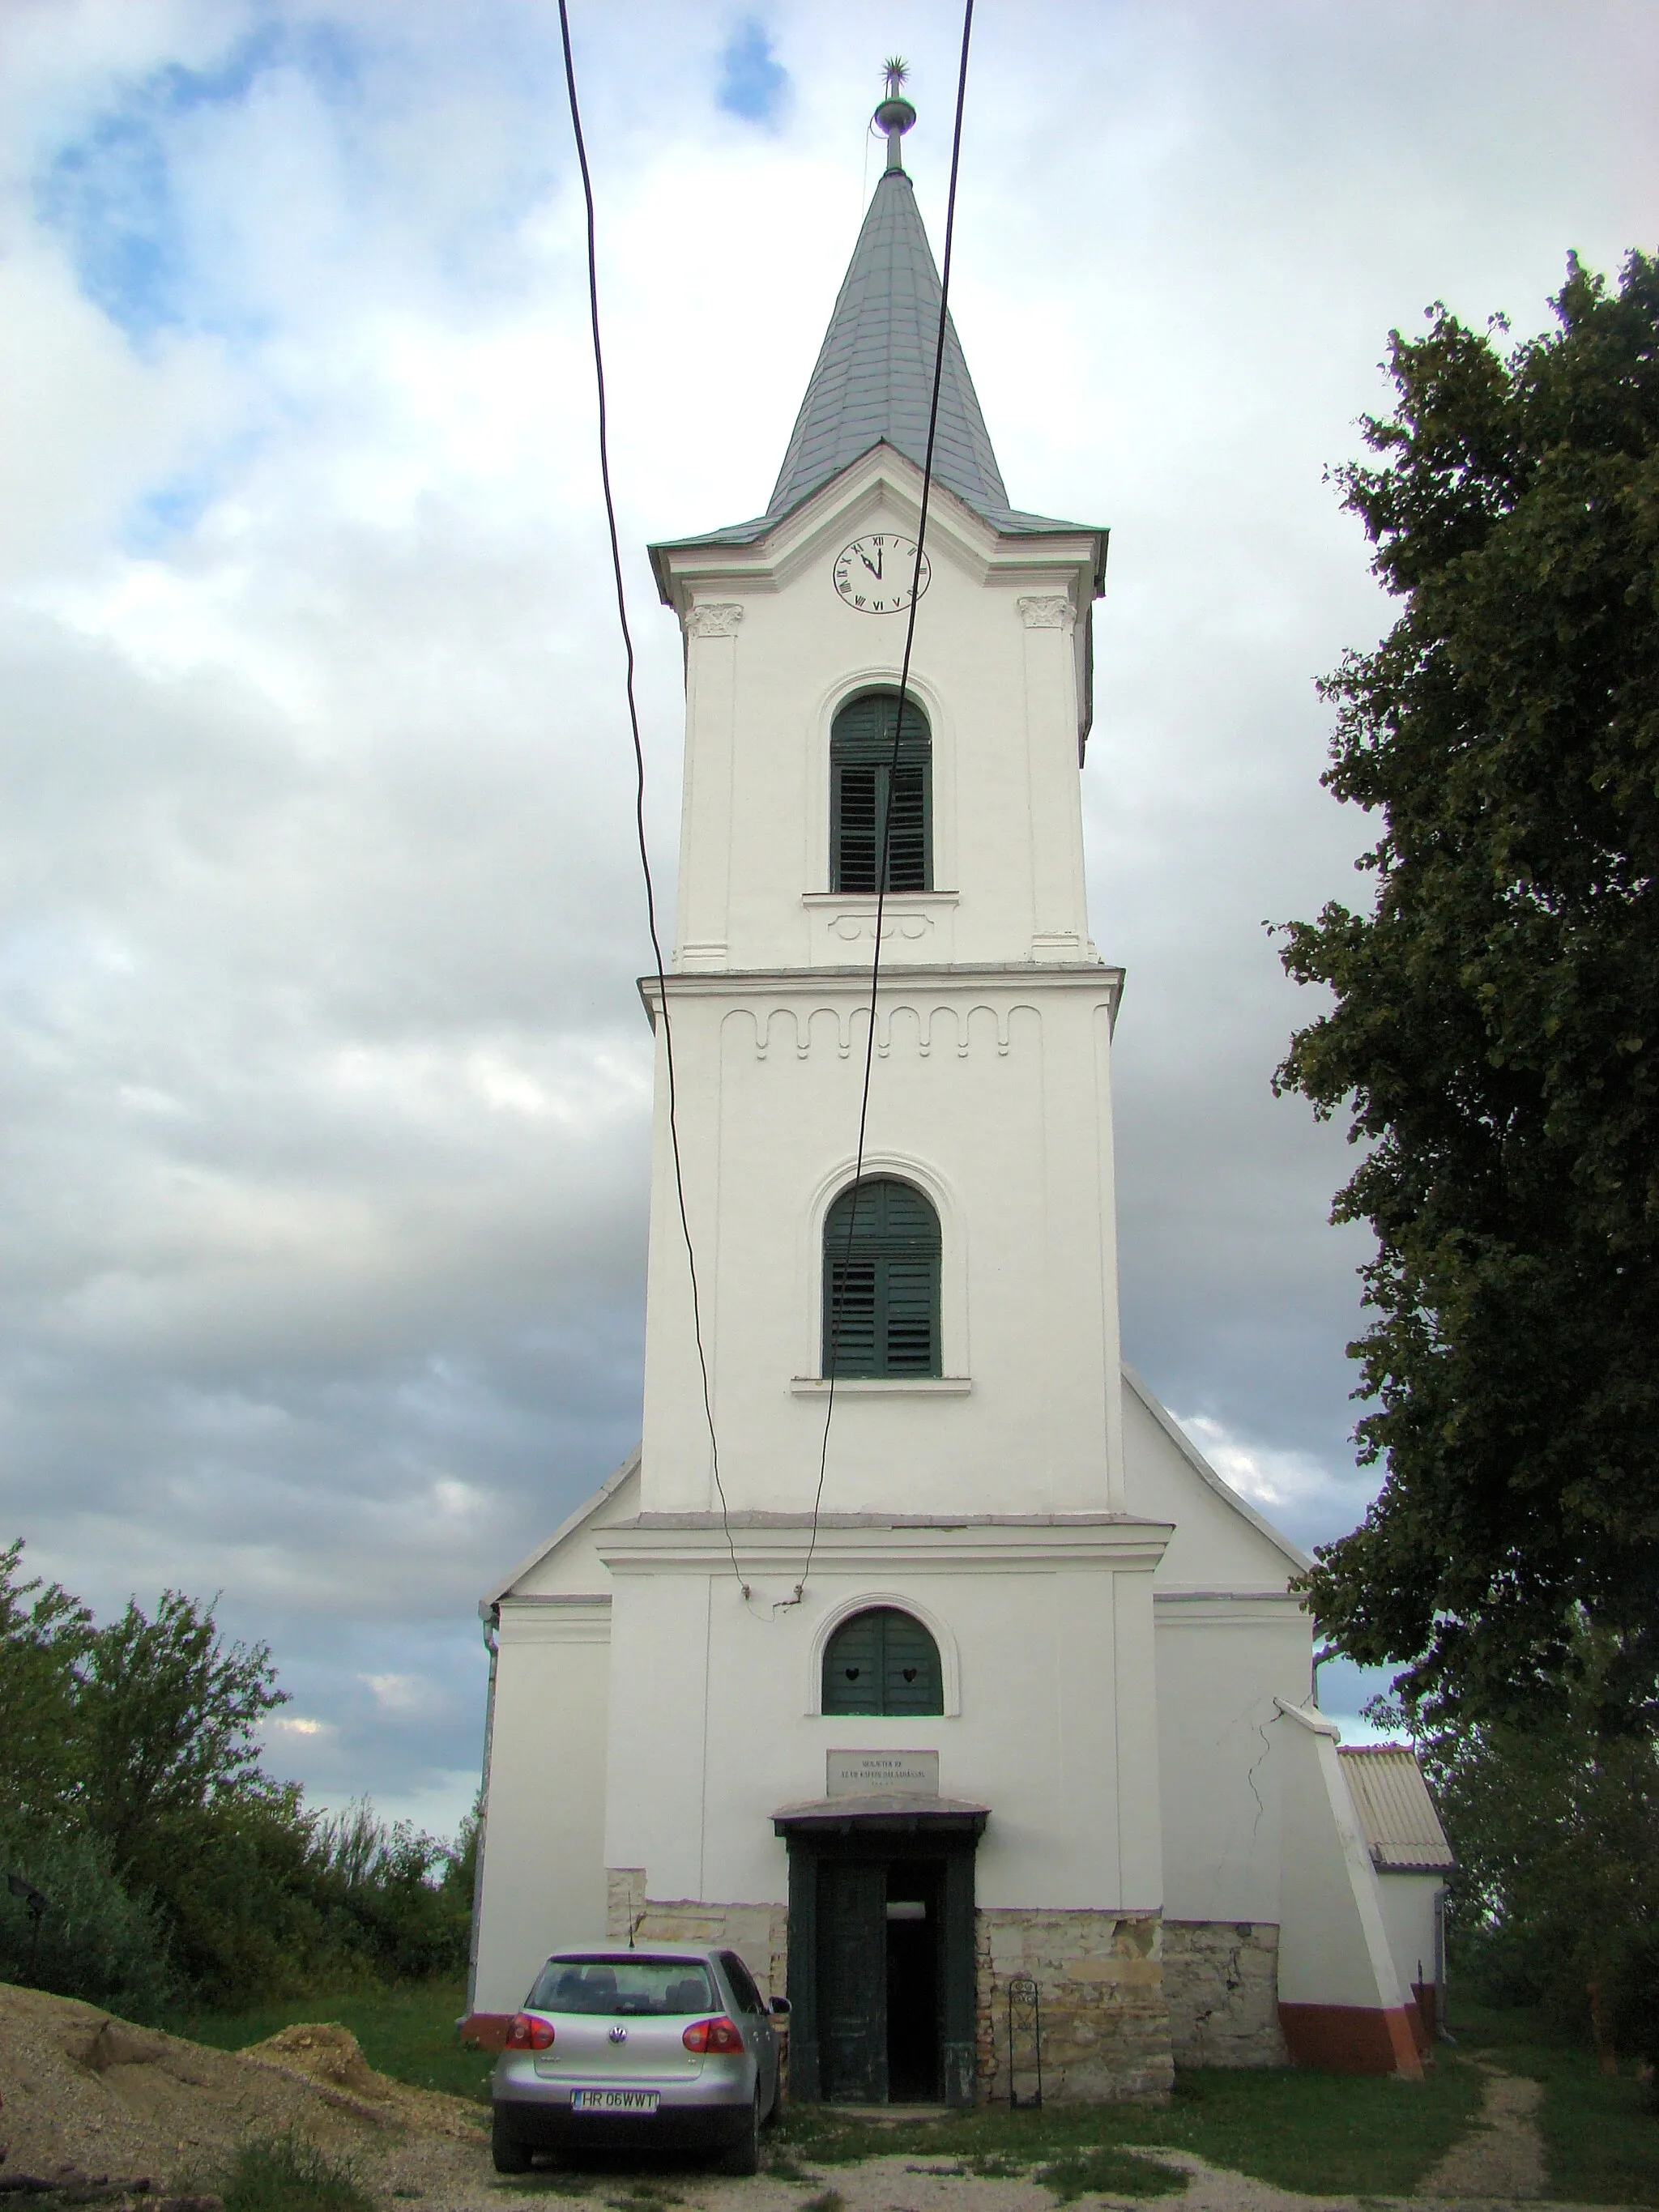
817,1860,888,2102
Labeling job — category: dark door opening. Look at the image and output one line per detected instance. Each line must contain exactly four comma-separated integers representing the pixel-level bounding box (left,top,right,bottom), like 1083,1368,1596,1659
885,1863,941,2100
778,1799,984,2109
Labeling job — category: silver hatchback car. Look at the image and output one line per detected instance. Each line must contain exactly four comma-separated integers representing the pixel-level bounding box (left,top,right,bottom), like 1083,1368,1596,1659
492,1943,788,2175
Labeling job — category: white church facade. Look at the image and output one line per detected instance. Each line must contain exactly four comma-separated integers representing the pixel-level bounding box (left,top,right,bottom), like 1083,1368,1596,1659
466,91,1436,2101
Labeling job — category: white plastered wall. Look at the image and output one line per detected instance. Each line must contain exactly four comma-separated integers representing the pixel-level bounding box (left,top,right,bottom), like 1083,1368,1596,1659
1375,1871,1444,2005
639,981,1126,1519
1123,1366,1313,1925
471,1599,611,2016
596,1524,1169,1923
1272,1701,1407,2015
470,1460,640,2015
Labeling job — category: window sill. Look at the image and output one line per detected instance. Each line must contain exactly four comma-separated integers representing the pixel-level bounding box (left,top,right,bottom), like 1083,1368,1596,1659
791,1376,971,1397
801,891,960,906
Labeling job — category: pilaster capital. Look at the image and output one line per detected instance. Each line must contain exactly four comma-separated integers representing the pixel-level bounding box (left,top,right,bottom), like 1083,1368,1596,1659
684,601,745,639
1017,593,1075,633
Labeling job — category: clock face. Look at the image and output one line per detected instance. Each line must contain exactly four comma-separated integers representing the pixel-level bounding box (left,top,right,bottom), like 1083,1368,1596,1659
832,533,932,613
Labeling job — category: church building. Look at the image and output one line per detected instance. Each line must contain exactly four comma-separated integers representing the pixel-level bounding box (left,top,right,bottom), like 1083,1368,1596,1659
466,84,1437,2102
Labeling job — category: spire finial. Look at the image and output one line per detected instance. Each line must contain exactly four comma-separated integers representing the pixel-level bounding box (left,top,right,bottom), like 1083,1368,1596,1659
873,56,916,172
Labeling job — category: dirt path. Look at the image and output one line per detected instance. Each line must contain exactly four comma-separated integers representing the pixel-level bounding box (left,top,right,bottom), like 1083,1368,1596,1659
1420,2063,1547,2201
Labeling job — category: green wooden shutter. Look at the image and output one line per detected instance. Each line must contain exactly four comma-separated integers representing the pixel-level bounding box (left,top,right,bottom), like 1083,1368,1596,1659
822,1609,884,1715
830,692,932,894
881,1609,945,1714
885,760,928,890
822,1608,944,1718
834,765,880,893
823,1178,941,1378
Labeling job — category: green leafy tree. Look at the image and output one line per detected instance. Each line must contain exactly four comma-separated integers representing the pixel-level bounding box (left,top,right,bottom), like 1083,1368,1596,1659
1378,1634,1659,2050
0,1538,92,1822
1276,251,1659,1731
78,1588,288,1873
0,1545,474,2006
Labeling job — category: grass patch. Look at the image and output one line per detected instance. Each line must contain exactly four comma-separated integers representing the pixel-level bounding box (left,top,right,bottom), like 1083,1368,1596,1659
799,2193,844,2212
1036,2148,1184,2201
605,2181,683,2211
772,2056,1482,2199
161,1975,494,2104
763,2151,816,2181
1452,1999,1659,2205
215,2132,374,2212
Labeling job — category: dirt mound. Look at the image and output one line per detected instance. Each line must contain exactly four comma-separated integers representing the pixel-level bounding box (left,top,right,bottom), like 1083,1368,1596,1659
241,2020,483,2139
0,1980,481,2199
243,2021,389,2101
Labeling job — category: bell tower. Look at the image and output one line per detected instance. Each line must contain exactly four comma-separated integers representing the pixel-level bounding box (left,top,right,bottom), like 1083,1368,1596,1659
639,79,1124,1528
471,73,1410,2114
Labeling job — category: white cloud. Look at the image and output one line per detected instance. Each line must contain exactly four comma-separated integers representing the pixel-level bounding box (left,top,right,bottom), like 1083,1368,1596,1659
360,1672,426,1714
1176,1413,1358,1519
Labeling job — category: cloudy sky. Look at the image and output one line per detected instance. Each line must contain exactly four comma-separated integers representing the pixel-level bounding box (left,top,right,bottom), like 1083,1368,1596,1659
3,0,1655,1838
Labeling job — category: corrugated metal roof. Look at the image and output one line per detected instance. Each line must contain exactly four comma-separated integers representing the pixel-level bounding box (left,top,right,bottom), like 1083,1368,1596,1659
1337,1745,1455,1872
655,164,1102,554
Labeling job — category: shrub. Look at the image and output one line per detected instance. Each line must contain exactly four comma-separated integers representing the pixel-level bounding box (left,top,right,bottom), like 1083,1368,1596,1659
0,1822,177,2018
1607,1923,1659,2103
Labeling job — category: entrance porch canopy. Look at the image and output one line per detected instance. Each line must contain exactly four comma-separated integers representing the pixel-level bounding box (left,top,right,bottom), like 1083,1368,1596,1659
772,1794,989,1839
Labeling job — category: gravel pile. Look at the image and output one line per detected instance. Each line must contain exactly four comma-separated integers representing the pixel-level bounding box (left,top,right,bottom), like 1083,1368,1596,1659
0,1980,482,2201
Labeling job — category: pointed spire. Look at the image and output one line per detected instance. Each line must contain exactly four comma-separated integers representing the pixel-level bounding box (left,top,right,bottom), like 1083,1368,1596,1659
651,74,1104,568
763,73,1015,529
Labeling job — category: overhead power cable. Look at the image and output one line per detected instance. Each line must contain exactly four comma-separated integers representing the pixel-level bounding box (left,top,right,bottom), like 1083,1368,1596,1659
791,7,977,1607
555,0,749,1598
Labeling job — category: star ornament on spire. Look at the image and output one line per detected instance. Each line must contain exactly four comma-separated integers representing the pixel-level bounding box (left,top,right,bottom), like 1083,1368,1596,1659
874,54,917,168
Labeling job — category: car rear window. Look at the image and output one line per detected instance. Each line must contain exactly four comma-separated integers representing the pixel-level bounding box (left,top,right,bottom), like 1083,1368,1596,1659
529,1955,717,2017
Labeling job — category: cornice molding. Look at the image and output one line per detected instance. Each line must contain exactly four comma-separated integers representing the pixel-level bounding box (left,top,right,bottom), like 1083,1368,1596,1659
595,1514,1172,1578
497,1594,613,1646
643,962,1123,1004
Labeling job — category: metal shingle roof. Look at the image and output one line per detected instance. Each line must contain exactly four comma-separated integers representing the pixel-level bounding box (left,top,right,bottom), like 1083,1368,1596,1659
655,164,1102,554
1337,1745,1456,1873
768,163,1009,523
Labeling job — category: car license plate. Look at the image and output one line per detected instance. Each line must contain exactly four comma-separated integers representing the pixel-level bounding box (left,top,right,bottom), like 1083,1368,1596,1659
571,2089,659,2113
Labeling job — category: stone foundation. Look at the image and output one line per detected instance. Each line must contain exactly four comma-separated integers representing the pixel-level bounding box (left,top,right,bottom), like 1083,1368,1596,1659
1162,1920,1286,2066
605,1869,788,2003
975,1908,1173,2103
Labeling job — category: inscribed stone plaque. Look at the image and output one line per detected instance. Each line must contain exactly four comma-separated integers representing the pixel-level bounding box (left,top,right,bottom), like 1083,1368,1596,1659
826,1749,940,1798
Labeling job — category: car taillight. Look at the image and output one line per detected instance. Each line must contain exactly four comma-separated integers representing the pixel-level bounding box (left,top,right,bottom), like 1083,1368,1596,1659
682,2015,744,2054
505,2012,555,2050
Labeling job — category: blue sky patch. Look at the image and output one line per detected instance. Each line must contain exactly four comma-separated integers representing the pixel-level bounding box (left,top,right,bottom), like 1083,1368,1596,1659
717,19,790,127
125,471,220,555
34,19,363,342
38,108,185,338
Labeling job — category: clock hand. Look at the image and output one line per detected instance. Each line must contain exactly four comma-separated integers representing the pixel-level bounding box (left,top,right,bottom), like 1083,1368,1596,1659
859,547,883,578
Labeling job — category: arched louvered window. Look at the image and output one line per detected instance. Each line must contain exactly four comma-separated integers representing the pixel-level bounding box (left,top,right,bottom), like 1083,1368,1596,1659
830,690,931,893
822,1176,940,1379
822,1607,944,1716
